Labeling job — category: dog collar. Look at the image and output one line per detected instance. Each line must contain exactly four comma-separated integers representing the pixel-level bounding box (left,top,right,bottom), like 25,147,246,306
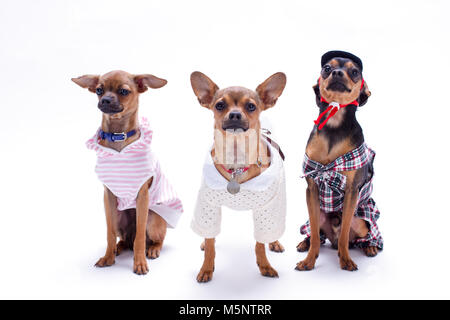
219,156,266,174
220,165,250,175
99,129,137,142
314,78,364,130
314,99,359,130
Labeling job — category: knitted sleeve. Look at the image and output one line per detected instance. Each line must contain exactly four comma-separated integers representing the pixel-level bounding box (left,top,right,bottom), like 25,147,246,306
252,169,286,243
191,181,222,239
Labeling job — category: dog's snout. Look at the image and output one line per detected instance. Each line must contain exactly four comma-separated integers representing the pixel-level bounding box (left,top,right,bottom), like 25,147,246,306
98,95,123,114
332,69,344,78
228,112,242,121
100,97,113,105
222,110,249,131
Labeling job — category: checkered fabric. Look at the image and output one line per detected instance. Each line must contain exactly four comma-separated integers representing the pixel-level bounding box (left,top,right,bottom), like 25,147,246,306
299,143,383,249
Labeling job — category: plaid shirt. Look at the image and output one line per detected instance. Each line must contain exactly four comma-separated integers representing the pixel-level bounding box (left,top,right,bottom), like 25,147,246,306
300,143,383,249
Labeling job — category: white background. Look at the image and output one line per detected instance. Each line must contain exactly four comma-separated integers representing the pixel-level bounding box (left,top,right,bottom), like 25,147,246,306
0,0,449,299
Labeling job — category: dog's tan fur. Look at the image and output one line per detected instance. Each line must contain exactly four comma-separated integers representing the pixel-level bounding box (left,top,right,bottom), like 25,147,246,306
296,57,377,272
72,70,168,275
191,72,286,282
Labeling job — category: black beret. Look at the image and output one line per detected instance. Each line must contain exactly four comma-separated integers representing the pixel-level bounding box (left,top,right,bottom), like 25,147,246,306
321,50,363,71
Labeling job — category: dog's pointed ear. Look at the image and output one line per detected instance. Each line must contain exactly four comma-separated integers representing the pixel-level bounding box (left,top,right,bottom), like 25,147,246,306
71,75,100,93
190,71,219,108
256,72,286,110
133,74,167,93
358,81,371,107
313,80,321,107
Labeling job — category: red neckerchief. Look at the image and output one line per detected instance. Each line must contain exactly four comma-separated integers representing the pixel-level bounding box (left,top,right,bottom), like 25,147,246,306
314,78,364,130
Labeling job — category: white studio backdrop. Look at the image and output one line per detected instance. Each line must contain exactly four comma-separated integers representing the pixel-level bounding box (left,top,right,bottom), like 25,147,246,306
0,0,448,299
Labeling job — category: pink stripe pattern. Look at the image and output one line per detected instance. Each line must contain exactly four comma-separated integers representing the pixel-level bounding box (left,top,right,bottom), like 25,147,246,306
86,117,183,228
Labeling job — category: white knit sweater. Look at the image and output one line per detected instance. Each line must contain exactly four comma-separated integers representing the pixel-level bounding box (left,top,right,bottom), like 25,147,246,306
191,142,286,243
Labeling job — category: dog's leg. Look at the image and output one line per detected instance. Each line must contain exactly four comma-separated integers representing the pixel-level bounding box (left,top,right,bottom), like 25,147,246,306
256,242,279,277
200,239,216,251
349,218,378,257
269,240,285,253
133,178,152,275
296,178,321,271
116,240,127,256
95,187,118,267
338,172,360,271
297,211,327,252
146,211,167,259
197,238,215,282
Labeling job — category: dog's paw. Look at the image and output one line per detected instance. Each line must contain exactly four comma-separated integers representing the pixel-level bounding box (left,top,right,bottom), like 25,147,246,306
147,243,162,260
197,269,214,283
296,239,310,252
295,257,316,271
95,255,115,268
363,246,378,257
339,255,358,271
269,241,285,253
133,255,149,275
259,265,279,278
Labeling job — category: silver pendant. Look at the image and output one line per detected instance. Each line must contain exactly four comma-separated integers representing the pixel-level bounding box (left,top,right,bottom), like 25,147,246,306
227,179,240,194
227,172,241,194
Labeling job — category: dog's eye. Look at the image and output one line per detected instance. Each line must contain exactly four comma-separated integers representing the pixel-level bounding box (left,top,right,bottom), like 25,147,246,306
246,103,256,112
324,65,331,73
352,69,359,76
96,87,104,96
118,88,130,96
215,101,226,111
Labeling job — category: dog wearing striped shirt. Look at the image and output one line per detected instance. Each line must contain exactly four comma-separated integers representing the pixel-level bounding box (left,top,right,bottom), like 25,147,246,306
296,51,382,272
72,71,183,275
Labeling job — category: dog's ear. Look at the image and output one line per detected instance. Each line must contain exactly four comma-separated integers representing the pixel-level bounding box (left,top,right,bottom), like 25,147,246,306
71,75,100,93
256,72,286,110
190,71,219,108
358,81,371,107
134,74,167,93
313,80,321,107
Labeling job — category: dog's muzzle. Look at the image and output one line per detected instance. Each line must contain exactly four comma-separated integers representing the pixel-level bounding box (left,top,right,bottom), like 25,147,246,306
222,120,249,132
98,97,123,114
326,79,351,92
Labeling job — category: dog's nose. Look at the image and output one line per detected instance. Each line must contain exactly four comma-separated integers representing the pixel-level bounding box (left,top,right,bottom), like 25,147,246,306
100,97,112,105
332,70,344,78
228,112,242,121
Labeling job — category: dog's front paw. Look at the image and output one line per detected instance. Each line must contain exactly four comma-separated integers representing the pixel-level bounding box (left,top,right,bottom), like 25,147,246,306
133,255,149,275
197,268,214,283
339,254,358,271
269,241,285,253
258,265,279,278
295,257,316,271
363,246,378,257
95,255,115,268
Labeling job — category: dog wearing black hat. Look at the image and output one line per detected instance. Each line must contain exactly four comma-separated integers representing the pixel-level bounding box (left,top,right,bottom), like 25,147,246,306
296,51,383,271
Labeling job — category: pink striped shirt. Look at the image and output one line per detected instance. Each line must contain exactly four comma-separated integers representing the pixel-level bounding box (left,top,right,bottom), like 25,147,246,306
86,118,183,228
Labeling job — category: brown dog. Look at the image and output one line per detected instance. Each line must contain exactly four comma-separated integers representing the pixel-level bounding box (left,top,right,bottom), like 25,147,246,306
72,70,182,275
190,71,287,282
296,51,383,272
